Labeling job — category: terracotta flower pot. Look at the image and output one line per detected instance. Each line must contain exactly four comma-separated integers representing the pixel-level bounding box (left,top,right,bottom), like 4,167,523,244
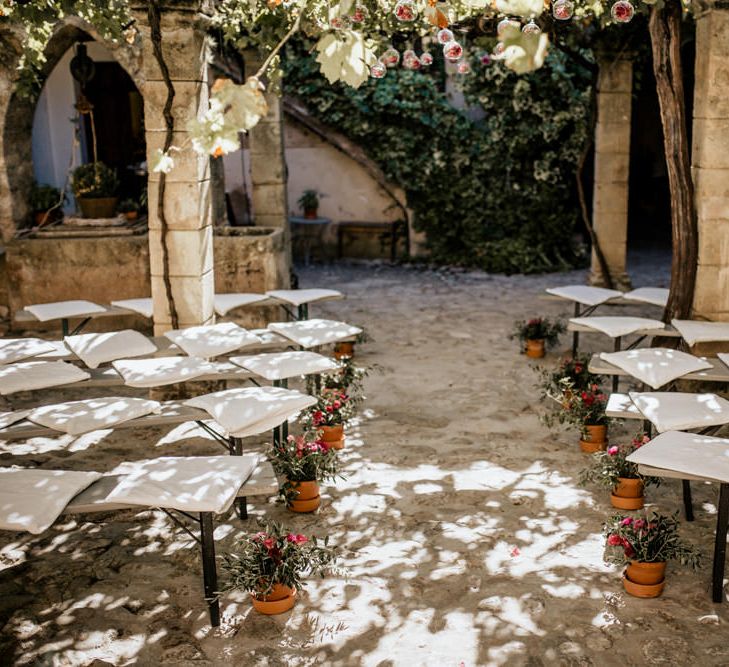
626,561,666,586
78,196,118,219
304,207,318,220
320,424,345,450
123,211,138,221
288,479,320,513
622,574,665,598
251,585,297,615
611,477,645,509
579,424,607,453
525,339,545,359
334,342,355,360
34,211,56,227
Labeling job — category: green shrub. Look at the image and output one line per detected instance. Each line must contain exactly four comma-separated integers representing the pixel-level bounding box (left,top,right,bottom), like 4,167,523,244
30,183,62,212
71,162,119,199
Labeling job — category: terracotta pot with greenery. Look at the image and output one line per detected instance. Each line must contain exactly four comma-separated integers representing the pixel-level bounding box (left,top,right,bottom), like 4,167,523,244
221,520,338,615
268,431,342,512
580,434,659,509
306,387,352,450
604,512,701,598
71,162,119,218
30,183,63,226
118,198,140,221
298,189,319,219
511,317,565,358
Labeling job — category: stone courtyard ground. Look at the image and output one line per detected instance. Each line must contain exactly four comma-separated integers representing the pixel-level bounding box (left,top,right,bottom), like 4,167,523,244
2,251,729,666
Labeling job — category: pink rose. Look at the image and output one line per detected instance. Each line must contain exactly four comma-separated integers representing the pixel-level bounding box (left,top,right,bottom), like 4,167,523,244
263,537,275,550
620,517,633,526
607,534,622,546
633,519,646,530
607,446,619,456
286,533,308,544
333,400,342,409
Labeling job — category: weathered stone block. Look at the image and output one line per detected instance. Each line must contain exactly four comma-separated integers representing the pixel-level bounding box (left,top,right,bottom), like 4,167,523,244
693,264,729,316
593,150,630,183
593,182,629,215
252,183,289,219
147,180,211,231
594,121,631,156
597,91,631,124
597,59,633,94
142,80,209,133
151,268,215,331
692,118,729,169
149,226,214,277
146,131,210,183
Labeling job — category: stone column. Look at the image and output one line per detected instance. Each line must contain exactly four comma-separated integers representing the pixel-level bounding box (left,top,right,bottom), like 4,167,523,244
692,6,729,320
133,2,214,334
590,55,633,290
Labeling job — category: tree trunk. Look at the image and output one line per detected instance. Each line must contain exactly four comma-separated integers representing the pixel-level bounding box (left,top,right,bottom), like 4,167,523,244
649,0,698,322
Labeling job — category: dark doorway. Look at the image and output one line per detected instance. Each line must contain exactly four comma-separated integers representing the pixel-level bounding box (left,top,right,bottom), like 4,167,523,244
80,60,146,202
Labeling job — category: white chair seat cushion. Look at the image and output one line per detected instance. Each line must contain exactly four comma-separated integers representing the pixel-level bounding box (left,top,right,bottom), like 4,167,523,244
214,293,268,316
104,454,259,513
28,397,162,436
0,468,103,534
112,357,217,388
24,300,106,322
628,392,729,433
185,386,316,437
623,287,669,308
605,393,640,419
268,319,362,348
64,330,158,369
0,338,57,365
164,322,261,358
0,361,90,395
570,316,665,338
0,410,31,429
266,288,342,307
599,348,712,389
229,351,339,381
545,285,623,306
672,319,729,346
627,431,729,484
110,298,153,318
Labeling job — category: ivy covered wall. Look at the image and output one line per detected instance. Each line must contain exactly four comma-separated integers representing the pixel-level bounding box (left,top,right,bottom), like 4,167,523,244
283,48,592,274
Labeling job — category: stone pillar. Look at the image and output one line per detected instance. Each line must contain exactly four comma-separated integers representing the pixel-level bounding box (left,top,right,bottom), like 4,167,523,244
133,2,214,334
590,56,633,290
692,7,729,320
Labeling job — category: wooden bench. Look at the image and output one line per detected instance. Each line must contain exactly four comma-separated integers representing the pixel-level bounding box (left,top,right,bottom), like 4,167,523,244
337,220,405,262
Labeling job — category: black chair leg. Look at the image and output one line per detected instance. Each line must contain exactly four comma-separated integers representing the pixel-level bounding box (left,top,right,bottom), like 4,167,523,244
199,512,220,626
682,480,694,521
712,484,729,603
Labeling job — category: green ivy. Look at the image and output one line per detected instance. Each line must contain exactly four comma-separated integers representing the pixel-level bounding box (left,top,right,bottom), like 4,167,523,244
284,46,593,273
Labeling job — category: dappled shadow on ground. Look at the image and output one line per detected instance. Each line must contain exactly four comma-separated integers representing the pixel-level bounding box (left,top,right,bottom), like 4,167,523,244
2,260,728,666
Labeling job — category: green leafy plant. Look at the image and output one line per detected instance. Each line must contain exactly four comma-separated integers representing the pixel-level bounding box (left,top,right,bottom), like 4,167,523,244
580,434,659,489
71,162,119,199
29,183,63,213
322,359,368,408
268,431,341,484
118,198,139,214
305,387,351,429
536,354,602,400
220,519,338,598
543,379,609,435
297,189,319,213
604,512,701,568
511,317,565,348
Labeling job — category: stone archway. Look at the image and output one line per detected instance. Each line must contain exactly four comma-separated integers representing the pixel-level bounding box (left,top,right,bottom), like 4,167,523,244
0,18,141,242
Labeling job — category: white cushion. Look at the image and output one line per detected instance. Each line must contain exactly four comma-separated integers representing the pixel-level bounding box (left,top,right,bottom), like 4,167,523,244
629,392,729,433
626,431,729,484
268,319,362,348
28,397,162,436
570,316,665,338
0,410,31,429
599,348,713,389
164,322,261,358
623,287,669,308
111,298,153,318
672,319,729,346
0,361,90,395
0,468,102,534
214,293,268,316
605,393,640,419
64,330,158,369
185,386,317,438
0,338,57,365
24,300,106,322
104,454,259,513
112,357,217,388
545,285,623,306
229,351,339,381
266,288,343,307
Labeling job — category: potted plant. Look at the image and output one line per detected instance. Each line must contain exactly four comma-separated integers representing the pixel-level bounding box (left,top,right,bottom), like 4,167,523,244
543,380,609,452
334,328,370,360
71,162,119,218
604,512,701,598
511,317,565,358
268,431,341,512
30,183,63,226
305,387,351,450
221,520,338,615
298,189,320,219
118,198,140,221
537,355,602,401
580,434,659,509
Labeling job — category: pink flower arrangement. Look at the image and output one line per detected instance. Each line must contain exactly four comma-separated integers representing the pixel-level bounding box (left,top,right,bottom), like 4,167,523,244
580,433,657,488
308,387,350,427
